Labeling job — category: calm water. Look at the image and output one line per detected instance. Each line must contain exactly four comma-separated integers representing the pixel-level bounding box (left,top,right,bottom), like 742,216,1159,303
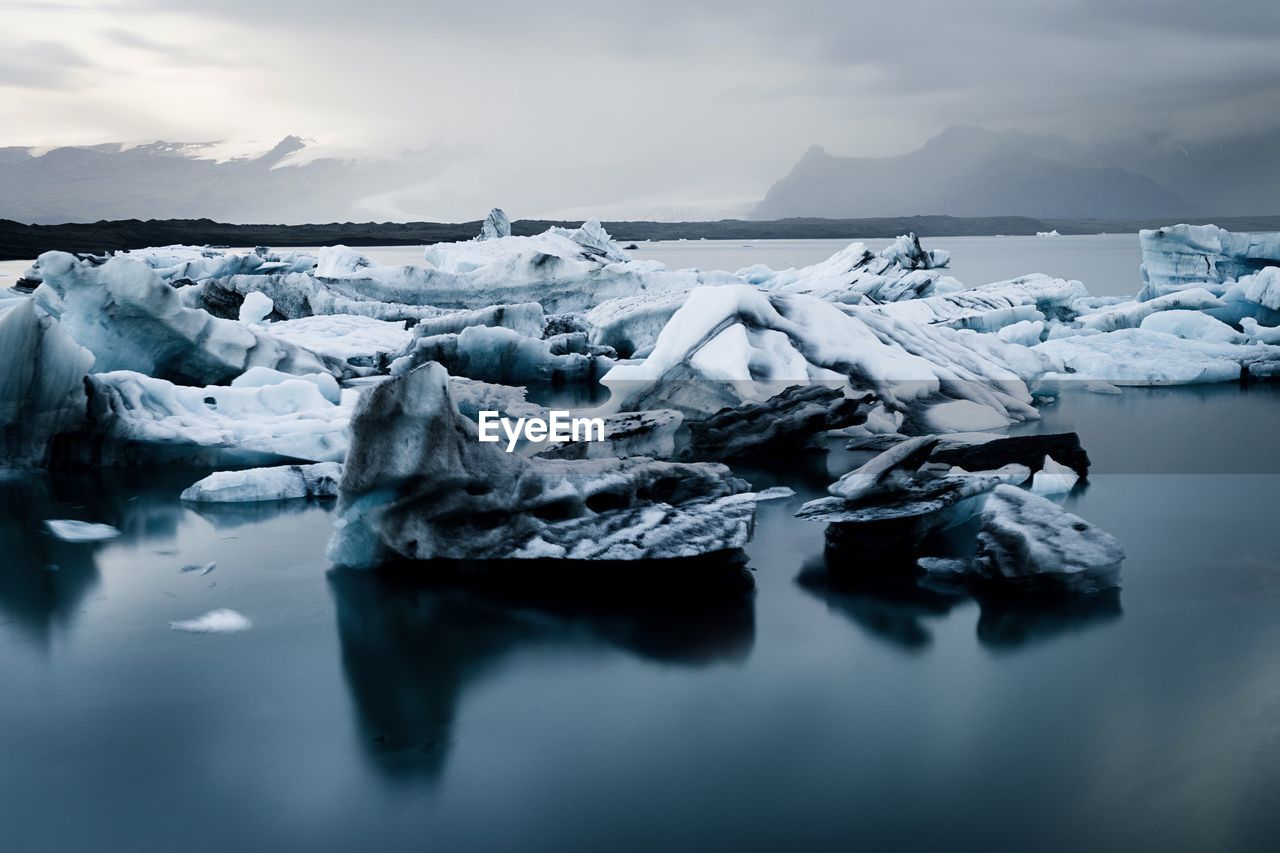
2,239,1279,852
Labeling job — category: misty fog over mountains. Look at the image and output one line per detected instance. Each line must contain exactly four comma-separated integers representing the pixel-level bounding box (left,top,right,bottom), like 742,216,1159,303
2,125,1278,225
755,126,1280,220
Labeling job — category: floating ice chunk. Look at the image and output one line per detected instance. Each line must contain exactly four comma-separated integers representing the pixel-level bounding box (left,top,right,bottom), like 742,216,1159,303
476,207,512,240
798,463,1030,556
864,274,1085,333
263,314,414,366
1036,230,1061,237
748,234,957,304
45,519,120,541
1138,310,1246,344
971,485,1123,593
409,302,545,339
33,252,345,386
1029,455,1079,496
81,370,354,466
180,462,343,503
169,608,252,633
1075,288,1224,332
327,361,763,566
1241,318,1280,345
828,436,940,502
585,290,692,357
600,285,1042,436
1035,328,1280,384
996,319,1046,347
238,291,274,324
1222,267,1280,314
0,299,94,467
391,325,615,386
290,223,729,315
231,365,342,404
20,245,318,289
1139,224,1280,299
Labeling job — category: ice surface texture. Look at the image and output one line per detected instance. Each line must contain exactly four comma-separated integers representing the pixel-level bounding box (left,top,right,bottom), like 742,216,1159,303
327,362,772,566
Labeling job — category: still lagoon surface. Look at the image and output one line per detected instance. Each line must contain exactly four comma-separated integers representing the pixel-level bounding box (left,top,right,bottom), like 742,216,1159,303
2,236,1279,852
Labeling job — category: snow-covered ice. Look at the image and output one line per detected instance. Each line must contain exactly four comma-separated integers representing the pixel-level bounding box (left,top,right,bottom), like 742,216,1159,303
83,370,354,466
180,462,343,503
33,252,346,386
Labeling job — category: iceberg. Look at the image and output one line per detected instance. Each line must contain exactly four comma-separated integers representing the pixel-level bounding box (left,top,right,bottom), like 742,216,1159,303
238,291,274,324
797,445,1030,556
1028,456,1079,496
73,370,355,467
1138,310,1246,344
327,362,772,566
409,302,545,339
252,314,414,369
180,462,343,503
310,221,737,315
1241,317,1280,345
967,485,1124,593
1074,288,1224,332
33,252,349,386
599,285,1042,436
0,299,94,467
863,274,1086,332
20,244,317,290
476,207,512,240
741,234,961,304
390,325,615,386
1139,224,1280,299
1035,328,1280,384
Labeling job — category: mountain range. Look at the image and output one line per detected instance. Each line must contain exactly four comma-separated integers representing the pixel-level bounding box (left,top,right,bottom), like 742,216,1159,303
3,126,1278,224
0,136,435,225
754,126,1280,220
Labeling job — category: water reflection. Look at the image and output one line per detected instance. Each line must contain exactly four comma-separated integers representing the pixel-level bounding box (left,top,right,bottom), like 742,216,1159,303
0,468,210,646
797,548,1122,655
0,474,101,647
328,556,756,784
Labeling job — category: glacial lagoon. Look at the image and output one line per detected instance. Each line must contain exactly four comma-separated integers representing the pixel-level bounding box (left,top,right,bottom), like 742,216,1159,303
2,236,1279,851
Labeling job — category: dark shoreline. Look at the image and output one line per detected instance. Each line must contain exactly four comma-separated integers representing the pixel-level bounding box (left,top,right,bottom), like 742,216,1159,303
4,213,1280,261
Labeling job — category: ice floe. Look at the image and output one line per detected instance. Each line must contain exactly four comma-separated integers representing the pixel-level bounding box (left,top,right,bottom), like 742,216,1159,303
44,519,122,542
180,462,343,503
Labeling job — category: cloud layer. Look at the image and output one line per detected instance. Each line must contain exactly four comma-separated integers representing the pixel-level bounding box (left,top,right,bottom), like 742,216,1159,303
2,0,1278,219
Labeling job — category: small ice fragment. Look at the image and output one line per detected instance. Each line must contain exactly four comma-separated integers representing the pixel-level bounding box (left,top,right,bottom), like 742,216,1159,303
238,291,274,324
169,609,251,634
44,519,121,542
752,487,796,501
1030,455,1080,496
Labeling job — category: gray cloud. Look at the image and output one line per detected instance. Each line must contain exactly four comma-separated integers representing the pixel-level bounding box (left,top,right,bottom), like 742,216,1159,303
0,40,92,91
2,0,1278,219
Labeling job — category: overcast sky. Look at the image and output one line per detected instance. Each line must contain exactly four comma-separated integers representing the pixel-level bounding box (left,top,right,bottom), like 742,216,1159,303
3,0,1278,220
